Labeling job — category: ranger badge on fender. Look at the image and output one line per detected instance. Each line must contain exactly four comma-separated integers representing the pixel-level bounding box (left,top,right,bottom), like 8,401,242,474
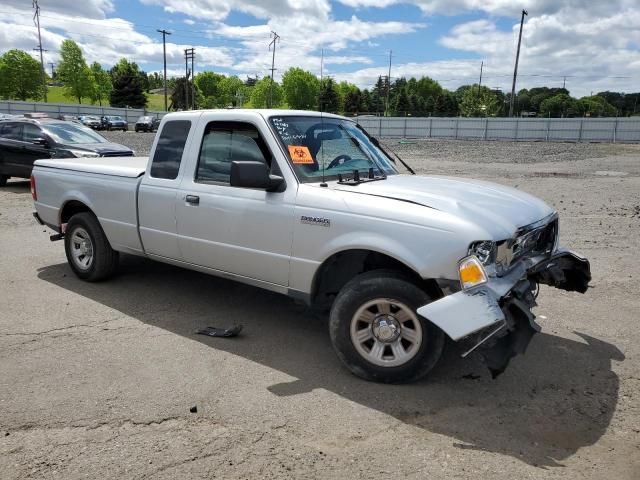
301,215,330,227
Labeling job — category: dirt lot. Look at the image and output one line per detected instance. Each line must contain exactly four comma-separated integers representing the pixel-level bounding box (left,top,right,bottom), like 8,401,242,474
1,135,639,479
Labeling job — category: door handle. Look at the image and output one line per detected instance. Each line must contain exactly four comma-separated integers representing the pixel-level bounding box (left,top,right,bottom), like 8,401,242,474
185,194,200,205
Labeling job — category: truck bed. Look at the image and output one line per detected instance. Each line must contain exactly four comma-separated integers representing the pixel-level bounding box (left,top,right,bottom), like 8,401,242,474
33,157,148,256
34,157,148,178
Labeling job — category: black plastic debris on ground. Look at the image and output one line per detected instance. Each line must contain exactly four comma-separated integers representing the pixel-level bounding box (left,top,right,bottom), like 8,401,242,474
190,406,197,413
196,324,243,338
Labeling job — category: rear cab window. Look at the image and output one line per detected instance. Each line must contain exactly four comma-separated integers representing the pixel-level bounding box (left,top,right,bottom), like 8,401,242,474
0,122,23,140
150,120,191,180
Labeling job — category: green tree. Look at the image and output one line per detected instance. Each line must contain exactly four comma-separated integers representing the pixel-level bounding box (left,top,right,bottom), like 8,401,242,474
249,77,282,108
282,67,320,110
0,49,44,101
336,80,359,113
88,62,112,106
219,75,246,107
539,93,579,117
319,77,339,113
343,90,361,115
393,88,410,115
57,40,92,104
110,58,147,108
170,77,194,110
195,71,225,105
578,95,616,117
458,85,499,117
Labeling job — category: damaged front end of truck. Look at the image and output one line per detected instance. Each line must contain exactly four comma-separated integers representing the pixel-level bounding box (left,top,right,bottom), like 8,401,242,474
418,213,591,377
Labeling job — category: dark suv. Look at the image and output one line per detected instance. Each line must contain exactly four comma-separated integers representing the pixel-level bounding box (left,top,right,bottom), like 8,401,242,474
134,115,161,132
0,118,134,185
100,115,128,131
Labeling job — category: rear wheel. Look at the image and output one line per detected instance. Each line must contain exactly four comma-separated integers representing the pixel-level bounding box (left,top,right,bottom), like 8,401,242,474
64,212,119,281
329,270,445,383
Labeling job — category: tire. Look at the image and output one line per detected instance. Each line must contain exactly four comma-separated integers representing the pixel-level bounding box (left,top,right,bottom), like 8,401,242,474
0,175,8,187
329,269,445,383
64,212,119,282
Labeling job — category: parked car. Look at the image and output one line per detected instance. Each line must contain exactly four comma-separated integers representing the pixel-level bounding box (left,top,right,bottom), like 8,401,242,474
31,110,590,383
100,115,128,131
80,116,102,129
58,114,81,123
0,118,134,185
134,115,161,132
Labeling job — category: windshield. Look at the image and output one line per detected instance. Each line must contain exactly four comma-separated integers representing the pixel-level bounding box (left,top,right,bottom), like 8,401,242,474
44,123,109,144
270,116,397,183
138,116,151,121
111,116,124,121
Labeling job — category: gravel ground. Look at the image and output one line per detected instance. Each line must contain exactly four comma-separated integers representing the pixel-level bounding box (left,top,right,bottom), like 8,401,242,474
1,134,639,479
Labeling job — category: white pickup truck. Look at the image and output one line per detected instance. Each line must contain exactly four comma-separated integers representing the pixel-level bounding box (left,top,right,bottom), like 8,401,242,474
32,109,591,382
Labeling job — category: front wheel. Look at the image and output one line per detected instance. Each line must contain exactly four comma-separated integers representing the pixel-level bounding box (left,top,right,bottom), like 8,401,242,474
329,270,445,383
64,212,119,281
0,175,8,187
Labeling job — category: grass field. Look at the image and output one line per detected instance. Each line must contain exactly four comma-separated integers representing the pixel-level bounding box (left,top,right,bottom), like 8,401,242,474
28,86,165,111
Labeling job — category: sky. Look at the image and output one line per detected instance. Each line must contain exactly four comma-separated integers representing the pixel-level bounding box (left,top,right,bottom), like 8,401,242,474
0,0,639,97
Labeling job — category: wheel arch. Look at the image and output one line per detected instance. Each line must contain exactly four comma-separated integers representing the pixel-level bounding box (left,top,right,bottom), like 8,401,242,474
310,248,443,309
59,199,95,226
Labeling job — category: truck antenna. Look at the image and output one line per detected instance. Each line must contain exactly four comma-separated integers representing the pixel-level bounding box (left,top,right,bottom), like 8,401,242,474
319,48,327,187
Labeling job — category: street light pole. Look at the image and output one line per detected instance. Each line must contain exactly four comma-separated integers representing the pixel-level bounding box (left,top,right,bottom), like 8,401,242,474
508,9,528,117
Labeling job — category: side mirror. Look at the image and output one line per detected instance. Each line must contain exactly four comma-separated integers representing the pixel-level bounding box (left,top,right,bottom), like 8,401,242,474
32,137,49,147
230,161,284,192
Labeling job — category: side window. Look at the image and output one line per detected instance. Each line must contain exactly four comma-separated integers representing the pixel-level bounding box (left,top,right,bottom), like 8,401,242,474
150,120,191,180
0,123,22,140
22,124,43,142
195,122,271,184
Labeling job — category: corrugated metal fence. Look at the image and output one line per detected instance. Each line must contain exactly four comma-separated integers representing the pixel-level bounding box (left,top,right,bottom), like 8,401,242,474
2,100,639,142
0,100,166,124
354,116,640,143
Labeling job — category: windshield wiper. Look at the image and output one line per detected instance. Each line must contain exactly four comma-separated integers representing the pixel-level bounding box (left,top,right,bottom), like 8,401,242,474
355,124,416,175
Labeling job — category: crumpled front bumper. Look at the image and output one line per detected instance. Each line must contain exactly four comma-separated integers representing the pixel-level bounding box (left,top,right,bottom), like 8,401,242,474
417,248,591,377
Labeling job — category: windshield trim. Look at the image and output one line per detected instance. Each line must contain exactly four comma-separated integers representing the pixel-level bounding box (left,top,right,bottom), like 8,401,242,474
268,115,398,185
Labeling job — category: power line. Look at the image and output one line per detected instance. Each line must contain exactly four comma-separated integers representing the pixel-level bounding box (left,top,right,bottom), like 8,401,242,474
509,9,528,117
157,29,172,111
268,31,279,108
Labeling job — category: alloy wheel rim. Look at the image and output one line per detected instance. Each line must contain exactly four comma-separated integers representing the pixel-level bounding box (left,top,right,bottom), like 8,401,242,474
350,298,423,367
70,227,94,271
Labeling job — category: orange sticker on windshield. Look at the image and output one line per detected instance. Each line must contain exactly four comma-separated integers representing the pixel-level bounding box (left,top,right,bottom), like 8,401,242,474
288,145,314,164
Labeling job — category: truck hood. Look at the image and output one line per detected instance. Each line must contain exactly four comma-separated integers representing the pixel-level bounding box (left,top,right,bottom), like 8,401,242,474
333,174,554,239
62,143,134,155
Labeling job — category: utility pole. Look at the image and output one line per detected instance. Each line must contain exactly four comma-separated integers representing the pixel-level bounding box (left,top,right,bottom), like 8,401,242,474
157,29,171,111
508,9,528,117
48,62,55,80
183,48,195,110
32,0,47,102
268,31,280,108
386,49,392,116
190,48,195,109
477,60,484,98
562,76,566,89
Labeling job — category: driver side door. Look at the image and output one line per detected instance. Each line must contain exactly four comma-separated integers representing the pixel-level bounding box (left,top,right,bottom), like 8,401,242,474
176,119,297,287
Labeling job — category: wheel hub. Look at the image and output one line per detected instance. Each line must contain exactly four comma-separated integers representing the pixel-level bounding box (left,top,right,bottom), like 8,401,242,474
372,315,401,343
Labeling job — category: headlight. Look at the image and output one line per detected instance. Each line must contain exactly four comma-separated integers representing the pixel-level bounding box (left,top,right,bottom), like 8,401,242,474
459,256,488,290
468,240,496,265
67,149,100,158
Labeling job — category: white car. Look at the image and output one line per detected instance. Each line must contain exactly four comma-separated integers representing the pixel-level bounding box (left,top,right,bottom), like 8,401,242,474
31,110,591,382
